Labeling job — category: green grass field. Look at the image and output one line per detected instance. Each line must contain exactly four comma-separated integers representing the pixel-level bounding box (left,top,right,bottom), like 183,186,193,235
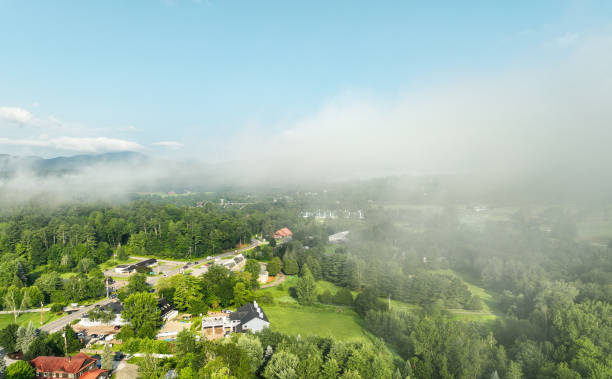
0,311,64,329
264,304,371,342
257,277,372,342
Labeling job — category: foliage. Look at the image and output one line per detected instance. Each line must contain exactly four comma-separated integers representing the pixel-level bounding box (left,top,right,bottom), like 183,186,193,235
263,351,299,379
5,360,34,379
102,343,114,370
354,287,385,316
126,273,150,295
296,265,316,305
0,324,19,353
121,292,162,338
267,257,282,276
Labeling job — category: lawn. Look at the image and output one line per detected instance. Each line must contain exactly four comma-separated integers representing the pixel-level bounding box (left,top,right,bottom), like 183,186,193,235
263,304,371,342
0,311,64,329
257,278,372,342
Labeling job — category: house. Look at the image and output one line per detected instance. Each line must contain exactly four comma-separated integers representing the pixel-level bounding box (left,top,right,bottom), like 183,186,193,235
258,267,269,283
113,258,157,275
79,301,125,326
273,227,293,240
219,254,246,272
328,230,350,244
31,353,109,379
201,301,269,339
230,301,270,333
158,298,178,321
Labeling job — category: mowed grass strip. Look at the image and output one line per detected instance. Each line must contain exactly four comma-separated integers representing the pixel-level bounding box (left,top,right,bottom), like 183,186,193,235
0,311,64,329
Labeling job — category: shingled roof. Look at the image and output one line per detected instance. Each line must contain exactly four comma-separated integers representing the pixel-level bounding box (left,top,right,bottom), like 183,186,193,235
31,353,97,374
229,301,269,325
273,227,293,238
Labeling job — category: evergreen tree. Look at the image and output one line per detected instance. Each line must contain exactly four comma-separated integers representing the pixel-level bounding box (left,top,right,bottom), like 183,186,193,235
320,358,340,379
101,343,114,370
263,351,299,379
282,254,299,276
296,265,316,305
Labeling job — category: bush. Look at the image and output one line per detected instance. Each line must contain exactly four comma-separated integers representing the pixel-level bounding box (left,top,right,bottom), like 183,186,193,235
318,290,333,304
332,288,354,306
465,296,483,311
70,319,81,325
50,303,64,313
6,359,35,379
255,293,276,305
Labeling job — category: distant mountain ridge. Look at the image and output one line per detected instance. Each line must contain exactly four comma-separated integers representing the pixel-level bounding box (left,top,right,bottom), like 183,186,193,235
0,152,147,178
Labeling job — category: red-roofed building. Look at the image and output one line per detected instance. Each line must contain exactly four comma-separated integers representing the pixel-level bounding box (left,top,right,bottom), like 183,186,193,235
273,227,293,239
30,353,109,379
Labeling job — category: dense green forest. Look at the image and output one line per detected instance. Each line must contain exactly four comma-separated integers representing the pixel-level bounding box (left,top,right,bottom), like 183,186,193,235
0,183,610,378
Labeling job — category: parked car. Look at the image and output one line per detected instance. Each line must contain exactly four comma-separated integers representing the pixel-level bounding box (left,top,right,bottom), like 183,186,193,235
206,256,212,260
114,352,125,361
114,325,121,330
163,274,168,277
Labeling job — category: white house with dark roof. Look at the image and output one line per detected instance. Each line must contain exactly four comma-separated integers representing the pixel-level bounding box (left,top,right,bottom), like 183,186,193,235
201,301,269,339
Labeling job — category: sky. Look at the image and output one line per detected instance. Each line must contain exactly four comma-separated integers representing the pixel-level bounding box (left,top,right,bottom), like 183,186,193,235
1,1,612,180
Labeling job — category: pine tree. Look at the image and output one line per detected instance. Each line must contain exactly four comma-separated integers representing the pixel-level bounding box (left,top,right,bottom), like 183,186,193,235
296,265,316,305
101,343,114,370
15,322,37,355
320,358,340,379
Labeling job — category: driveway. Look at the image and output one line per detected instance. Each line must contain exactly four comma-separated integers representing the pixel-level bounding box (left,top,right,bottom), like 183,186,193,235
114,360,139,379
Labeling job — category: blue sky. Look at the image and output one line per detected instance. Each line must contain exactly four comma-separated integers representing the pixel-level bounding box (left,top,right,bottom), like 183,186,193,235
0,0,611,159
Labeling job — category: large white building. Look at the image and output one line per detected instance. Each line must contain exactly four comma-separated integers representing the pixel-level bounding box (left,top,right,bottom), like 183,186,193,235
201,301,269,339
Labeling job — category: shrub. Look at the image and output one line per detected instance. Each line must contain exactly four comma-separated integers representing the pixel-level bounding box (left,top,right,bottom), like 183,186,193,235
318,290,333,304
50,303,64,313
332,288,354,306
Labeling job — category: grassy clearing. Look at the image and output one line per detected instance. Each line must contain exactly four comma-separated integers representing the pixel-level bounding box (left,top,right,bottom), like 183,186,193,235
0,311,64,329
257,277,372,342
264,304,371,342
425,269,500,321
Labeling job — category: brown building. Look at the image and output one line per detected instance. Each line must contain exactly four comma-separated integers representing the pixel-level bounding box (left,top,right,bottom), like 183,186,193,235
273,227,293,239
30,353,108,379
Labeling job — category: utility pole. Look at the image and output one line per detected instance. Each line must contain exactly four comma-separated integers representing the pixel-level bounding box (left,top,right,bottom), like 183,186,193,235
40,302,44,325
388,294,391,311
105,277,109,298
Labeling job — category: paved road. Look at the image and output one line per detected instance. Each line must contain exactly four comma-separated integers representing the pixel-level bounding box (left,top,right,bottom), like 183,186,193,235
40,240,265,333
40,298,113,333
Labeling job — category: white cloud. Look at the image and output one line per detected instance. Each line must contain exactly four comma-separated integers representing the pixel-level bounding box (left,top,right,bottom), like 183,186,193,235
0,106,33,124
222,32,612,187
556,32,579,48
117,125,144,132
152,141,183,149
0,136,142,152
